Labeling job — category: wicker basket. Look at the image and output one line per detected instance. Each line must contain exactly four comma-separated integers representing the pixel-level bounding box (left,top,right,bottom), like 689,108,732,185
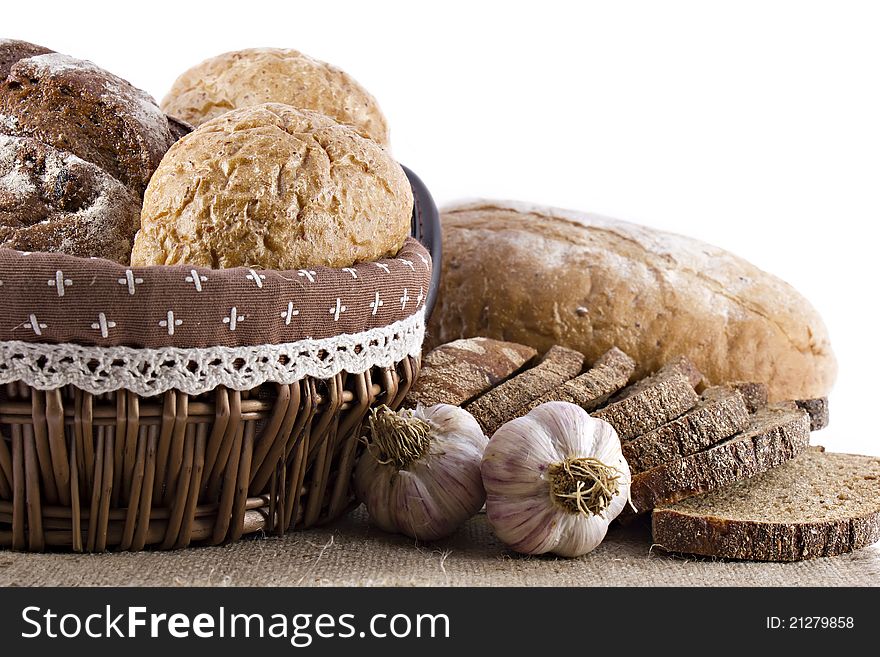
0,167,439,552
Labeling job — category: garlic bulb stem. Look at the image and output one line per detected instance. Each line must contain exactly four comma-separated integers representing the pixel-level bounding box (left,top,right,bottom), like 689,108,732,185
548,457,621,516
367,405,432,469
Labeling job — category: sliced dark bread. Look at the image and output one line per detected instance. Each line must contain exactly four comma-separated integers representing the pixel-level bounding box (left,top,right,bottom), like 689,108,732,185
623,386,750,474
465,345,584,435
628,403,811,514
723,381,768,414
404,337,537,408
517,346,636,415
593,373,698,440
609,355,705,404
652,450,880,561
795,397,829,431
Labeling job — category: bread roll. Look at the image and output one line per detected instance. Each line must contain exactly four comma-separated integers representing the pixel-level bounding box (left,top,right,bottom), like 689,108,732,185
430,200,836,401
0,49,175,196
0,134,141,263
162,48,389,146
131,103,412,270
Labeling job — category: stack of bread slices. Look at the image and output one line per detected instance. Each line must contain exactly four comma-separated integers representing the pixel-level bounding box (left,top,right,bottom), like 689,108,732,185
405,338,879,562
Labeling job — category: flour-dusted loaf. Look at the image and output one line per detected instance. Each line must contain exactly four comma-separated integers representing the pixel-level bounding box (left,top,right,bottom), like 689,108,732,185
628,403,811,514
404,337,537,408
0,48,175,196
162,48,390,146
652,450,880,561
430,201,836,402
131,104,412,270
0,135,141,262
0,38,52,78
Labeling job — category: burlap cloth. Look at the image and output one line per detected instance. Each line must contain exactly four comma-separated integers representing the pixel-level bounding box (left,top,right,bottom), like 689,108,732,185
2,508,878,586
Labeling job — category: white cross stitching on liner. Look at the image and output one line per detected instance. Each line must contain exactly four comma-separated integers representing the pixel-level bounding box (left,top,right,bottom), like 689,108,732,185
159,310,183,336
416,287,425,307
370,291,383,316
417,253,430,268
185,270,208,292
47,270,72,297
281,302,300,325
91,313,116,338
399,288,411,310
117,270,144,295
298,270,317,283
329,298,347,321
246,269,266,288
398,258,415,272
223,307,244,331
373,263,390,274
25,314,47,336
342,268,358,279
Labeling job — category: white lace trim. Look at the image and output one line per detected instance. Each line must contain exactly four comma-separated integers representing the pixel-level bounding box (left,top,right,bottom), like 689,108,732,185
0,309,425,397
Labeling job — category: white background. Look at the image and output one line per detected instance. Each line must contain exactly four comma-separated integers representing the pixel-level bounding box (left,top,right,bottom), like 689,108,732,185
6,1,879,454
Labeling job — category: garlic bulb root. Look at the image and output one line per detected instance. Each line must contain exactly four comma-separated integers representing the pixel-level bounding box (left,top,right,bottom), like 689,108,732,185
367,405,431,468
548,457,622,517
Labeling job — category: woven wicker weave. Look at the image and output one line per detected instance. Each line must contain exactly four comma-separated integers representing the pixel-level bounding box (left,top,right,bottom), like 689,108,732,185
0,167,437,552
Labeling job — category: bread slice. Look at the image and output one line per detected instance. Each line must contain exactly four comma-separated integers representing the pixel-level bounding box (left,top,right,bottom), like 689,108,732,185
795,397,829,431
723,381,768,414
628,404,810,514
622,386,749,474
516,347,635,415
465,345,584,435
593,372,698,440
609,355,705,404
652,450,880,561
404,337,537,408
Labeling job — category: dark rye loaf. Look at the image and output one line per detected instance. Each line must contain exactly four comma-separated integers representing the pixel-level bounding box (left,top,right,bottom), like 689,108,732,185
628,403,811,514
517,346,635,415
622,386,750,474
652,450,880,561
0,48,175,195
465,345,584,435
404,337,537,408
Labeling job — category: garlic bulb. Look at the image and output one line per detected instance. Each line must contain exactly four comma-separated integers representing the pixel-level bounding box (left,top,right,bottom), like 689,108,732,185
354,404,488,541
481,401,631,557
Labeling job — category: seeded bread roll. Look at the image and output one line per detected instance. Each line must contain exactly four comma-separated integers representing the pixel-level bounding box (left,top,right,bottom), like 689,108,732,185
162,48,390,146
131,104,412,270
430,201,836,402
0,49,175,196
404,337,537,408
652,451,880,561
0,135,141,262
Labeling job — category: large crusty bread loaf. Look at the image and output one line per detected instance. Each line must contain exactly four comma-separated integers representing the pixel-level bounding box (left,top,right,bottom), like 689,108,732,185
652,450,880,561
429,200,836,402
